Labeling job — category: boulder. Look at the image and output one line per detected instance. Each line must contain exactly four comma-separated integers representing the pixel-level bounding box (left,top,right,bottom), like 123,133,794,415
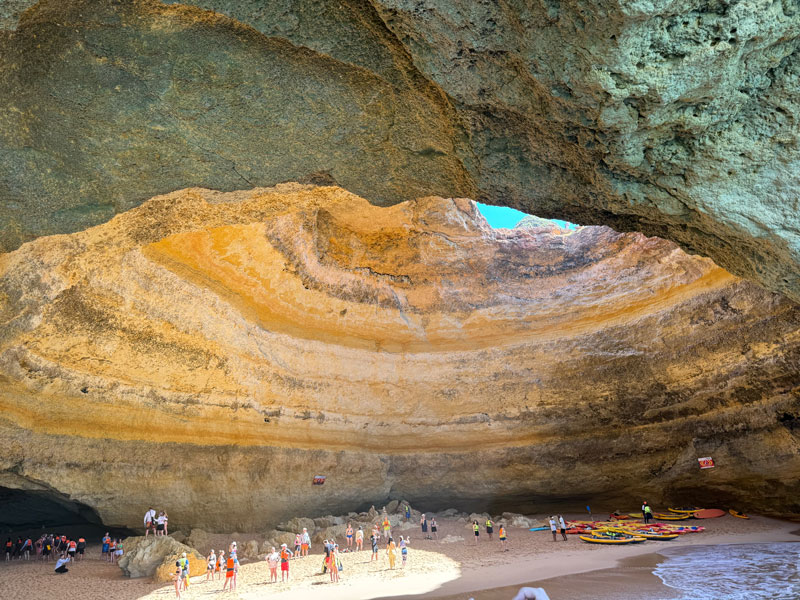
277,517,316,534
118,536,205,582
385,500,400,513
184,529,210,552
243,540,260,559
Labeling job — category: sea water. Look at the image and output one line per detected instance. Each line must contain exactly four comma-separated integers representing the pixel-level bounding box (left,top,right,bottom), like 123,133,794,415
653,542,800,599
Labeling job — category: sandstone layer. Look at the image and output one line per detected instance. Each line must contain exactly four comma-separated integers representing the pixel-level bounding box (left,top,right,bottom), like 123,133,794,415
0,0,799,302
1,184,798,530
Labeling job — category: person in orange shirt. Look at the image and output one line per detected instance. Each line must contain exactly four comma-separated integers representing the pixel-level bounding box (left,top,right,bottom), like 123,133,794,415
499,523,508,551
108,538,117,563
222,553,239,591
279,543,293,582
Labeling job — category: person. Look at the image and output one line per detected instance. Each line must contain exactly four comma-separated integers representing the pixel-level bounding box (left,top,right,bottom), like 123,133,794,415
382,515,391,540
54,553,70,574
279,543,293,582
329,544,340,583
420,513,429,539
101,532,110,559
172,563,183,599
486,517,494,540
644,504,653,524
222,552,238,592
76,536,86,561
4,537,11,561
163,511,169,536
42,536,51,562
34,536,43,559
510,587,551,600
21,537,31,560
386,537,397,569
549,516,557,542
267,547,279,583
558,515,567,541
431,516,438,540
404,503,411,521
156,511,167,536
67,538,77,562
109,538,118,563
144,507,156,537
499,523,508,551
370,531,379,562
354,526,364,551
345,523,354,549
301,528,311,557
14,537,22,559
398,535,409,568
206,549,216,581
216,550,225,581
294,533,302,557
473,520,480,545
178,552,190,590
322,539,331,573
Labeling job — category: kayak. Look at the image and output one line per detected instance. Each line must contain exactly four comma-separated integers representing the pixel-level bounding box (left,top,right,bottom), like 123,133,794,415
668,507,701,514
653,513,689,520
626,530,679,540
528,527,549,531
729,509,750,519
673,526,705,533
694,509,726,519
580,535,646,545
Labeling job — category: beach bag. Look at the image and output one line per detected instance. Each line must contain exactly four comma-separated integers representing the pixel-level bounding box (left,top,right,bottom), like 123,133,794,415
338,560,343,571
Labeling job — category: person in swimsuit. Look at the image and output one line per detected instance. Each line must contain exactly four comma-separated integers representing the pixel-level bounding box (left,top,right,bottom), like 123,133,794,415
267,547,279,583
294,533,302,556
370,532,379,561
216,550,225,581
206,550,216,581
355,526,364,551
473,521,480,545
172,564,182,599
386,537,397,569
430,517,438,540
499,523,508,551
420,514,428,539
345,523,354,549
329,544,340,582
398,536,409,568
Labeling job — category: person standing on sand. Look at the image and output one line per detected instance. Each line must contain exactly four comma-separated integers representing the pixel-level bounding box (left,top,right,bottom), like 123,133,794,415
164,511,169,536
430,516,438,540
267,547,279,583
382,515,391,540
21,537,31,560
549,516,557,541
421,513,428,539
329,545,340,582
279,543,293,582
345,523,354,549
355,526,364,551
294,533,302,557
222,552,239,591
558,515,567,541
399,535,410,568
178,552,190,591
302,528,311,557
644,504,653,524
473,520,480,545
76,536,86,561
499,523,508,551
144,507,156,537
486,517,494,540
370,531,379,561
101,532,110,559
206,549,216,581
216,550,225,581
641,501,649,522
172,564,182,599
386,537,397,569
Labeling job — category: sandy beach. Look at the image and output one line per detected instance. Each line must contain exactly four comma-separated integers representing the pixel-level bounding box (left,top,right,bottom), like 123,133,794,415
2,513,797,600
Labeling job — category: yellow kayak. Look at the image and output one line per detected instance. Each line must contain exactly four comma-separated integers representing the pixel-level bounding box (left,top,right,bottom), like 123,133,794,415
729,509,750,519
653,513,689,521
580,535,646,545
668,507,701,514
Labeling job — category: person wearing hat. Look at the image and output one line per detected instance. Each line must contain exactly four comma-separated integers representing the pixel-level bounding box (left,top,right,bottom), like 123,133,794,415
178,552,190,590
279,543,293,581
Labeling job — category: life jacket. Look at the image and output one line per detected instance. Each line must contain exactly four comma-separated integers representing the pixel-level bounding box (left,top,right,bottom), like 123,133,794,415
78,538,85,544
499,526,506,537
226,557,234,570
473,523,479,532
109,541,116,551
69,541,77,550
383,519,389,529
486,519,492,527
5,541,11,548
280,549,290,561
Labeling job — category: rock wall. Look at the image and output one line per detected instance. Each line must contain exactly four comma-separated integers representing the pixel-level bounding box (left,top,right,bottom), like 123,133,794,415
0,0,798,302
1,184,798,530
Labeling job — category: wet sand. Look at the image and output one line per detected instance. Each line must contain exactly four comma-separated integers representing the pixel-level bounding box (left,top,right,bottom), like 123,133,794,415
1,513,796,599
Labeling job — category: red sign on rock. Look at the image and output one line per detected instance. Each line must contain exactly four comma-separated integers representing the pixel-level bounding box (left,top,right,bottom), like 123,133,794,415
697,457,715,469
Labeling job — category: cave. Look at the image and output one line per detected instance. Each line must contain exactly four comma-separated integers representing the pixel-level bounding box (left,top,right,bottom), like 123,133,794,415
0,486,103,531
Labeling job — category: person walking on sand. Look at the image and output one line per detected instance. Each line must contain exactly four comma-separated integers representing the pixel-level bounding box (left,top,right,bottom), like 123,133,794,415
370,531,379,561
172,563,182,599
421,513,429,539
486,517,494,540
399,535,410,568
499,523,508,551
473,520,480,545
267,547,279,583
386,537,397,569
206,549,216,581
345,523,354,549
382,515,391,540
144,507,156,537
431,516,439,540
355,526,364,551
558,515,568,541
279,543,293,582
644,503,653,524
549,516,558,541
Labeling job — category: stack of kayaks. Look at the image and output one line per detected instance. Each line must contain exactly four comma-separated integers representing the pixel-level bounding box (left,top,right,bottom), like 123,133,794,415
580,531,646,544
609,526,679,540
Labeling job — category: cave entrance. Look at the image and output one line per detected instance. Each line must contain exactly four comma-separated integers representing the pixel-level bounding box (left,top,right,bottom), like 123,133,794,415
476,202,580,230
0,486,131,538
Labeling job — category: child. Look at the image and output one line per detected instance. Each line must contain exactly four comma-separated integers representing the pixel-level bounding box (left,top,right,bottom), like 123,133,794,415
294,533,302,557
115,539,124,561
108,538,117,563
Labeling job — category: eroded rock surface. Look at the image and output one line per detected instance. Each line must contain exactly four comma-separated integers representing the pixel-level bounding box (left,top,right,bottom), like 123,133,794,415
0,0,798,301
1,184,798,530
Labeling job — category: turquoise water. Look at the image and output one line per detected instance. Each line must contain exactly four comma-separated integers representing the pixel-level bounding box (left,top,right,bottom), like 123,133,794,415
653,542,800,599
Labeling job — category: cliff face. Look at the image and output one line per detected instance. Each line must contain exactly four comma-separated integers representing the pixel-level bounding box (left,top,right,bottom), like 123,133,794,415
1,184,798,530
1,0,799,302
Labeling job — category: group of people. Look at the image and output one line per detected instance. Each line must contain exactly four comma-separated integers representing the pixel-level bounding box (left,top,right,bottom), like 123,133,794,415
4,534,89,563
548,516,568,542
101,532,125,562
144,507,169,537
471,518,509,549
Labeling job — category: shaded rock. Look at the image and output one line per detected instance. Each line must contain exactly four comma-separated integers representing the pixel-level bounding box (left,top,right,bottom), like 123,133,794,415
385,500,400,514
118,536,204,581
243,540,259,559
277,517,315,534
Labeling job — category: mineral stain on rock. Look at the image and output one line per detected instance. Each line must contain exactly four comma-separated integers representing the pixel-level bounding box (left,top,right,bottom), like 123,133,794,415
0,184,798,531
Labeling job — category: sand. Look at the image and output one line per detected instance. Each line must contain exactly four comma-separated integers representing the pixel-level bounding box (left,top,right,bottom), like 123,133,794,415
2,513,797,600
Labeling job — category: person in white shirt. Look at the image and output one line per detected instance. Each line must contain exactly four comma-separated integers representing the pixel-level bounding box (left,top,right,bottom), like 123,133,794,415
557,515,567,541
144,507,156,537
54,554,70,573
156,511,167,536
266,547,279,583
548,516,557,542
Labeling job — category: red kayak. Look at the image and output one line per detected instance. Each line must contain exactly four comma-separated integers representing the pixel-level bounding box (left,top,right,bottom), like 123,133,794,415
694,508,726,519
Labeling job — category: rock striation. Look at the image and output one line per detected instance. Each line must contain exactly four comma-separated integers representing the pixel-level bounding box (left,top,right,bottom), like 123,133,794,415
0,184,798,529
118,536,205,581
0,0,798,302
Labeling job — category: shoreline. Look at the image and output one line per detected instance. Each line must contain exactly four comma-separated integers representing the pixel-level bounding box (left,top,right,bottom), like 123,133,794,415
2,514,797,600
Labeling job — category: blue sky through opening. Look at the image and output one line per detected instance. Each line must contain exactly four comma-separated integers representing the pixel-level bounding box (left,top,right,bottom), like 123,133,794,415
476,203,579,230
